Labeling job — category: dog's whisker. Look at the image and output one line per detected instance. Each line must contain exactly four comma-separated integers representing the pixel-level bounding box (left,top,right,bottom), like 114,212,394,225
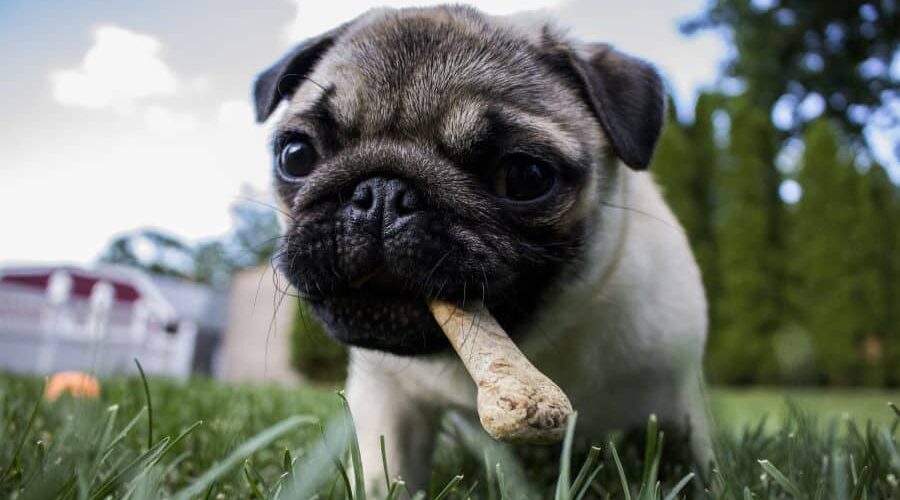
600,201,684,234
233,195,296,222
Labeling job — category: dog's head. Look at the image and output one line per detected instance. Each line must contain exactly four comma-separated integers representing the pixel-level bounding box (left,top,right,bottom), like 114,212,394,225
254,5,664,355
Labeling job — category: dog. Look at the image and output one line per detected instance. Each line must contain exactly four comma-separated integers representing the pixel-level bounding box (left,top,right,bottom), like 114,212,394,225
253,5,710,493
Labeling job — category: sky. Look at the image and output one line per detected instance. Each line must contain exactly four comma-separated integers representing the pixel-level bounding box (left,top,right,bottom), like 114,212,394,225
0,0,817,265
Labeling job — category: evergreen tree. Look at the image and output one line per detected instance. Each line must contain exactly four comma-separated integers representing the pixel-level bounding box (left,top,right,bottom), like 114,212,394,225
683,0,899,146
863,164,900,385
790,119,886,385
653,94,721,348
853,164,888,385
652,100,694,228
685,93,721,329
790,119,844,383
891,172,900,385
654,99,696,232
711,99,783,384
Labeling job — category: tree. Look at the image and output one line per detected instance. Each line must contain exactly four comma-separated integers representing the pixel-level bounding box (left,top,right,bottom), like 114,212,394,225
653,94,721,329
228,199,282,269
683,0,899,147
97,196,282,286
789,119,890,385
851,163,889,385
710,99,784,384
684,93,723,328
862,163,900,384
653,100,695,228
99,229,195,280
194,241,235,287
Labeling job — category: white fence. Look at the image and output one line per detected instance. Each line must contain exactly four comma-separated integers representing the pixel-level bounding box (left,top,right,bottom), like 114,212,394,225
0,281,195,378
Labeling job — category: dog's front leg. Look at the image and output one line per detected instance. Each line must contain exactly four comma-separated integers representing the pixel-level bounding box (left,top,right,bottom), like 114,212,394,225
345,353,438,496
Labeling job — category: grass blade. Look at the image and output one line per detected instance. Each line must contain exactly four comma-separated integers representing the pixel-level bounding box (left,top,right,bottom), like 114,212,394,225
0,384,42,485
89,437,172,500
333,450,354,500
850,466,871,500
173,415,315,500
555,412,578,500
134,358,153,450
662,473,695,500
242,460,267,499
99,406,147,466
385,480,405,500
496,463,509,499
610,442,632,500
337,392,366,500
380,434,391,492
641,414,659,486
484,450,498,500
449,412,537,500
280,416,351,500
571,446,602,500
888,402,900,420
758,460,803,499
433,474,464,500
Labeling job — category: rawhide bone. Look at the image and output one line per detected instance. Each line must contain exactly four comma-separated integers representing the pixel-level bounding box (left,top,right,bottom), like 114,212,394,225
429,300,573,444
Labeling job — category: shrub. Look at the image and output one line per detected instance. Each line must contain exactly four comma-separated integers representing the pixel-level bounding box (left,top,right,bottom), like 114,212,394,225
289,300,347,382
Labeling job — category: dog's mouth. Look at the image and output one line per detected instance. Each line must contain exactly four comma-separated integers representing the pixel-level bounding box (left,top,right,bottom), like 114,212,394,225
288,262,547,356
298,268,456,355
348,267,403,292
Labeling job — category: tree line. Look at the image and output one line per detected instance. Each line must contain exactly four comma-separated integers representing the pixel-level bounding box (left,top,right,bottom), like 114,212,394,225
654,94,899,385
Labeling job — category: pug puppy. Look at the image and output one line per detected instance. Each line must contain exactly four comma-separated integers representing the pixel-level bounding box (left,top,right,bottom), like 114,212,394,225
254,5,710,493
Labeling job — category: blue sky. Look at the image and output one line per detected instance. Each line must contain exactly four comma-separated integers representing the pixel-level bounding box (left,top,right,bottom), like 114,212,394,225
0,0,878,266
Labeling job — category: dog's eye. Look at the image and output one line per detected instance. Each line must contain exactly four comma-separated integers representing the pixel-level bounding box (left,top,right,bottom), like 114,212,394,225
495,155,556,201
278,139,318,180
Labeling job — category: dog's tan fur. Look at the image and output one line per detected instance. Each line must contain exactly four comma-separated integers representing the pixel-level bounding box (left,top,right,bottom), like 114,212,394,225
254,5,710,494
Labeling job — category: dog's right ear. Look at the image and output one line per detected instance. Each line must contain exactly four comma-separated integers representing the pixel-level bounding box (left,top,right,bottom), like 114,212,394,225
536,30,665,170
253,24,349,123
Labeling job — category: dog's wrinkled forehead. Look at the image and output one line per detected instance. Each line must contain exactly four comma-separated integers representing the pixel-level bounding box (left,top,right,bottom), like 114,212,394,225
282,7,591,153
258,5,665,170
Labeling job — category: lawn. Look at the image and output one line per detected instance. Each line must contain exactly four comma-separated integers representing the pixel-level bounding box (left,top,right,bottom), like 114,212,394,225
710,387,900,432
2,372,899,499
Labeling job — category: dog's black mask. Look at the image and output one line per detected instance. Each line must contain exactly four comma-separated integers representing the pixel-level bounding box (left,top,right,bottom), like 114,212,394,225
275,140,586,355
253,6,663,355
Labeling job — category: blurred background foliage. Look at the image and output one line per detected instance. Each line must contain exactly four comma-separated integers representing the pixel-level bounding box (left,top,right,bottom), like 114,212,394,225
290,300,347,383
99,195,283,288
661,0,899,385
97,0,899,387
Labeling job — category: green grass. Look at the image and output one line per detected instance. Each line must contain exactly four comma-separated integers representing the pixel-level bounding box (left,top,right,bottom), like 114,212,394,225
710,387,900,431
2,372,900,499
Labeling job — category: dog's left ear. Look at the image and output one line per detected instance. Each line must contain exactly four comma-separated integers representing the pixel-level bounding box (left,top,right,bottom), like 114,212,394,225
253,23,349,123
545,41,665,170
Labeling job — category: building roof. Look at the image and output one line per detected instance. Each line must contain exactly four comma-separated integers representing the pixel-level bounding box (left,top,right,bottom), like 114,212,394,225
146,275,229,333
0,264,228,333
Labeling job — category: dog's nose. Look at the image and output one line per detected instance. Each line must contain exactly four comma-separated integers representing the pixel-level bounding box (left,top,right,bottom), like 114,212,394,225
349,177,420,230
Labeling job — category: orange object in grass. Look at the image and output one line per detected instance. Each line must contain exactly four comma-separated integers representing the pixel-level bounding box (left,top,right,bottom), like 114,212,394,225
44,371,101,401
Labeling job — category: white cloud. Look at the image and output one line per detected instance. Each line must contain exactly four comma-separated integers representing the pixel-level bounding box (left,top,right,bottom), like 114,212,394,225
51,26,177,110
216,99,256,127
0,96,273,265
285,0,562,41
144,105,198,137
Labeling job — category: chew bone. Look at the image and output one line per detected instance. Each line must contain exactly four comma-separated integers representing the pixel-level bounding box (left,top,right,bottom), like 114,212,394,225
429,300,573,444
